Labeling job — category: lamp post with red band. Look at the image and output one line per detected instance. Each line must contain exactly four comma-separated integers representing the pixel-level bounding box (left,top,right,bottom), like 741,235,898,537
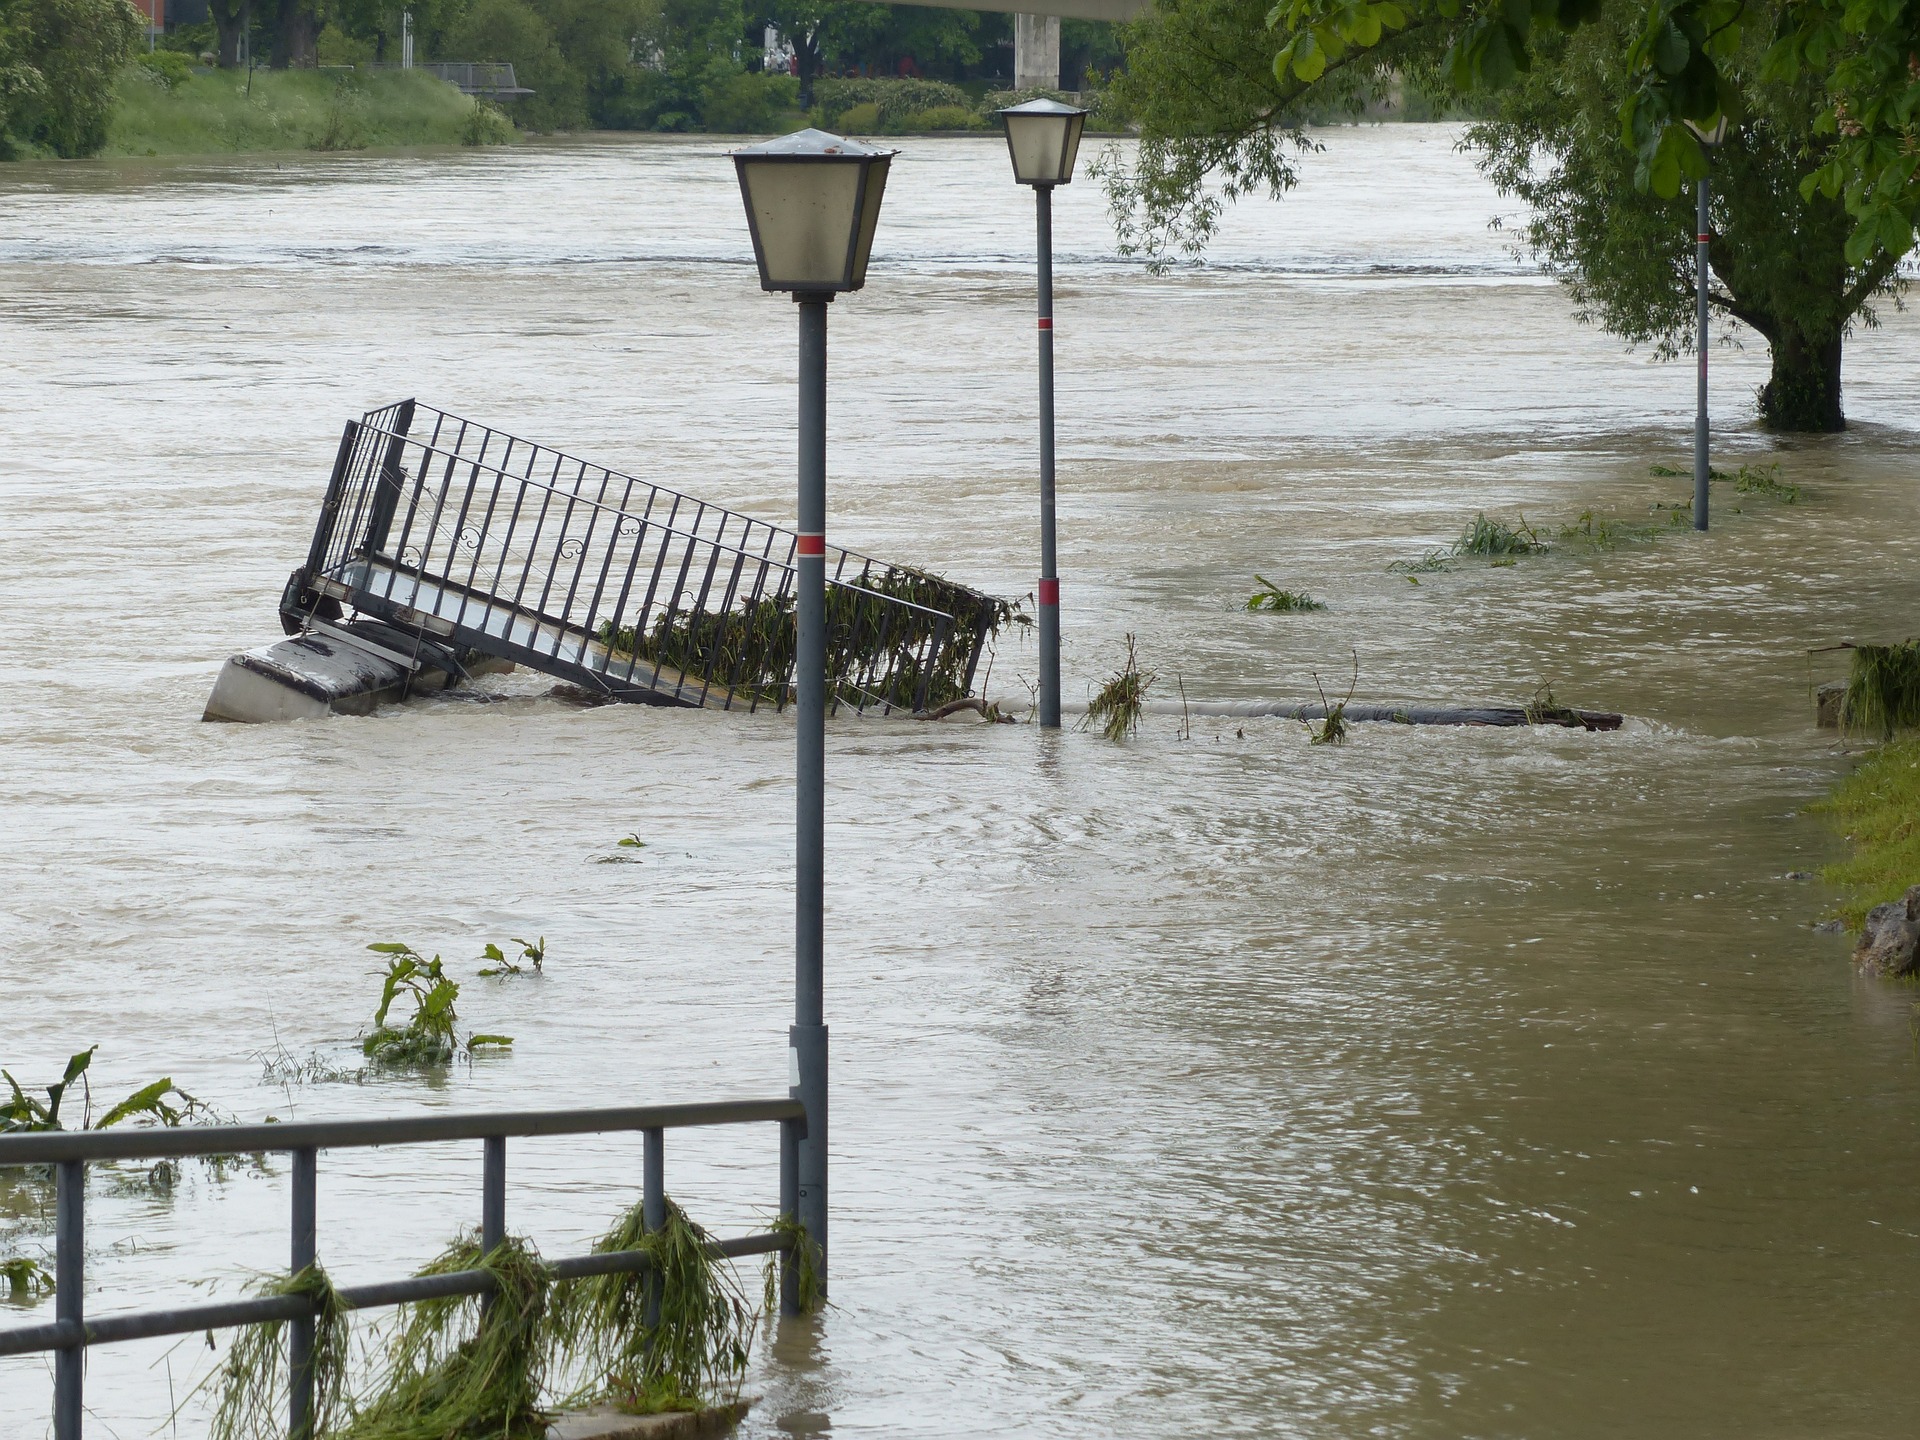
731,129,894,1304
998,98,1088,729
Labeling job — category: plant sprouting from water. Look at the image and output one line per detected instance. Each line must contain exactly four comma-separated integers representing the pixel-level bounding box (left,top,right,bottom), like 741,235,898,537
1304,651,1358,746
1453,513,1547,558
362,946,512,1067
478,937,545,978
1,1254,53,1300
553,1199,757,1414
1840,641,1920,739
1732,462,1799,503
3,1047,202,1134
1523,682,1582,726
1085,634,1155,741
204,1264,351,1440
1245,575,1325,612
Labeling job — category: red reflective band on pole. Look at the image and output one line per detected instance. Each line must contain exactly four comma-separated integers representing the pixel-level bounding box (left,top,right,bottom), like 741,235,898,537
1038,579,1059,605
1697,234,1710,242
1037,318,1053,330
797,533,825,557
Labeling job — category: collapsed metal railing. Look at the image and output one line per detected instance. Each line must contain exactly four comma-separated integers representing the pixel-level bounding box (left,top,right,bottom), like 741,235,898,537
0,1099,804,1439
282,400,1008,714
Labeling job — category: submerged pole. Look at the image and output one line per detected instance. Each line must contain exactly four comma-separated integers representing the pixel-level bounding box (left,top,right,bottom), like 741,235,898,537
1035,184,1061,729
793,294,830,1296
1694,174,1711,532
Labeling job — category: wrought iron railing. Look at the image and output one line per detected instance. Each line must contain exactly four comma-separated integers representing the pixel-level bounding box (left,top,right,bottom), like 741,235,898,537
0,1098,804,1439
284,400,1005,715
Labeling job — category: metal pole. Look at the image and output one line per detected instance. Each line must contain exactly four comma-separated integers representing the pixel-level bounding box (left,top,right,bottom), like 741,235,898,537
54,1160,83,1440
1694,172,1711,532
289,1147,317,1440
480,1134,505,1318
792,294,830,1299
1035,184,1061,729
642,1127,664,1328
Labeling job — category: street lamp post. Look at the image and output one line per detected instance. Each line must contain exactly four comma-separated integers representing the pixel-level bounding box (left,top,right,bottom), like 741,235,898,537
997,98,1088,730
731,128,893,1304
1684,115,1730,532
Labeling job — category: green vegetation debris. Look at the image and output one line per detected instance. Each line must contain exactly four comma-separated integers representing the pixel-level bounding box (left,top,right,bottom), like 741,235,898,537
1731,462,1800,503
344,1235,552,1440
478,938,545,978
3,1047,201,1134
1387,549,1454,575
362,945,511,1067
1839,641,1920,740
1,1255,54,1300
1086,634,1154,741
1245,575,1326,612
1815,733,1920,930
1453,513,1547,557
1305,652,1358,746
206,1264,350,1440
553,1199,755,1415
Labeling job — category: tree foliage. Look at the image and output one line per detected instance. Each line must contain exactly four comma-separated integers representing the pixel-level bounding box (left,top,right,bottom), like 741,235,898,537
0,0,142,156
1105,0,1916,429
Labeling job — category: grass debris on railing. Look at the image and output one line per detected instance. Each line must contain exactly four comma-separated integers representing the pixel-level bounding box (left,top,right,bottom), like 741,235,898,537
205,1264,350,1440
763,1213,823,1318
362,945,512,1067
1086,634,1155,741
1245,575,1325,612
553,1199,755,1415
345,1235,552,1440
1,1254,53,1299
1839,641,1920,740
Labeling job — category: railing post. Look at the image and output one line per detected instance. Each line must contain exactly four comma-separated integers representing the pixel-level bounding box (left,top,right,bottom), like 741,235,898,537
482,1135,506,1255
642,1127,664,1329
54,1159,83,1440
779,1116,801,1316
289,1147,317,1440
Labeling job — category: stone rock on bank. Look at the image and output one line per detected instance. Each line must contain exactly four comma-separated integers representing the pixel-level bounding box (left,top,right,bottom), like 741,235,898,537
1854,885,1920,977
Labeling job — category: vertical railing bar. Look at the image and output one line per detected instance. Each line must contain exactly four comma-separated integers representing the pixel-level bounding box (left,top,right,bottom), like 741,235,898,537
289,1146,317,1440
441,453,490,631
628,495,684,687
507,451,566,617
696,549,750,708
482,1136,506,1316
577,469,631,664
779,1117,800,1316
530,459,588,626
550,467,611,664
719,557,774,710
54,1159,83,1440
649,532,704,698
643,1128,664,1330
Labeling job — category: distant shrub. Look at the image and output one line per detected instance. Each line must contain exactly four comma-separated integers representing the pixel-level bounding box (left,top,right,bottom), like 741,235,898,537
902,104,981,132
834,102,881,133
461,99,515,146
136,51,194,90
701,72,797,134
812,77,973,130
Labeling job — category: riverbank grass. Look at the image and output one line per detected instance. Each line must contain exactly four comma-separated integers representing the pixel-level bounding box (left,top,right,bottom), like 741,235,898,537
1817,735,1920,929
106,67,509,157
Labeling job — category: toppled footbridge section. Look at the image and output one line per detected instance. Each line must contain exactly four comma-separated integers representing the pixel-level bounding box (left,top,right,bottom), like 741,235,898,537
206,400,1011,722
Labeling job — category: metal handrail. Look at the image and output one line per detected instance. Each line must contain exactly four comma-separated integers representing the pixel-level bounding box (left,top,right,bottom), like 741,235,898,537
0,1096,807,1438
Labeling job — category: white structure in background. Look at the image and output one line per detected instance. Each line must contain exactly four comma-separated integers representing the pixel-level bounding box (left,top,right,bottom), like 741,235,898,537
763,24,796,76
402,10,414,69
1012,14,1059,89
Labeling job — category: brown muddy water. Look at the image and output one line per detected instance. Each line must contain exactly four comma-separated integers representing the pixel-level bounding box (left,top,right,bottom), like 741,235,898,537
3,128,1920,1437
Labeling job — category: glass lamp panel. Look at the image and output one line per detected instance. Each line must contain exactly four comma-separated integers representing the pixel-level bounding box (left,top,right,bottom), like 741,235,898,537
740,159,863,290
849,157,891,288
1005,114,1072,185
1058,113,1086,183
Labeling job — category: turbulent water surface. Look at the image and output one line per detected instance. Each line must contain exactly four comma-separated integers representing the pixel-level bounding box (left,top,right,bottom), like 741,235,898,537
3,128,1920,1437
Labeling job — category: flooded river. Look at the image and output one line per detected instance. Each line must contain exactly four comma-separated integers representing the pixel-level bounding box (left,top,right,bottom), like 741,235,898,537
4,128,1920,1436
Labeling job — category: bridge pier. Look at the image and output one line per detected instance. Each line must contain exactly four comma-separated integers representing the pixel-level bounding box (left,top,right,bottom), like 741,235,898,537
1014,13,1060,90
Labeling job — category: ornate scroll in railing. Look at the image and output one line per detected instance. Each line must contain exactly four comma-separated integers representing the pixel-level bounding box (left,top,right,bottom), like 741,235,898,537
288,400,1012,714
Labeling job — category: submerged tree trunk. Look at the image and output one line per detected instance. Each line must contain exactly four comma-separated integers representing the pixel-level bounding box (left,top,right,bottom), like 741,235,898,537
1758,328,1846,432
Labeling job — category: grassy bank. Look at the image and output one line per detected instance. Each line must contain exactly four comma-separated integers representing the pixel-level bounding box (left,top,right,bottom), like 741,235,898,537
105,66,512,157
1818,735,1920,928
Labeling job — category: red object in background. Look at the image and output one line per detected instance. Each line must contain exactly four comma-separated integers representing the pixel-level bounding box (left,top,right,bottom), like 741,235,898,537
141,0,162,22
896,55,920,77
789,54,799,76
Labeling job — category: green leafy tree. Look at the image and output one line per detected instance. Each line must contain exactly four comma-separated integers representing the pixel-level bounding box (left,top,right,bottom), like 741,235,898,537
1106,0,1918,431
0,0,142,156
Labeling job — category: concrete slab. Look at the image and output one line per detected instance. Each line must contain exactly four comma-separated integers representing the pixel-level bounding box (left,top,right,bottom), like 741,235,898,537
545,1400,750,1440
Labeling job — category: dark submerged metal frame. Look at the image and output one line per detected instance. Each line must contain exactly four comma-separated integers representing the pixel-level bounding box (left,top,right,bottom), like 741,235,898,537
0,1098,807,1440
284,401,999,716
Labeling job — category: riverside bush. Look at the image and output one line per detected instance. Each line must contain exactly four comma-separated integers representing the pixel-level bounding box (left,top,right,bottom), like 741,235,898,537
811,77,973,130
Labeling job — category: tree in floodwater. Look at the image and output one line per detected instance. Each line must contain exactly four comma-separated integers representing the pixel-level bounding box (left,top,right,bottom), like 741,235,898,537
0,0,142,157
1103,0,1918,432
